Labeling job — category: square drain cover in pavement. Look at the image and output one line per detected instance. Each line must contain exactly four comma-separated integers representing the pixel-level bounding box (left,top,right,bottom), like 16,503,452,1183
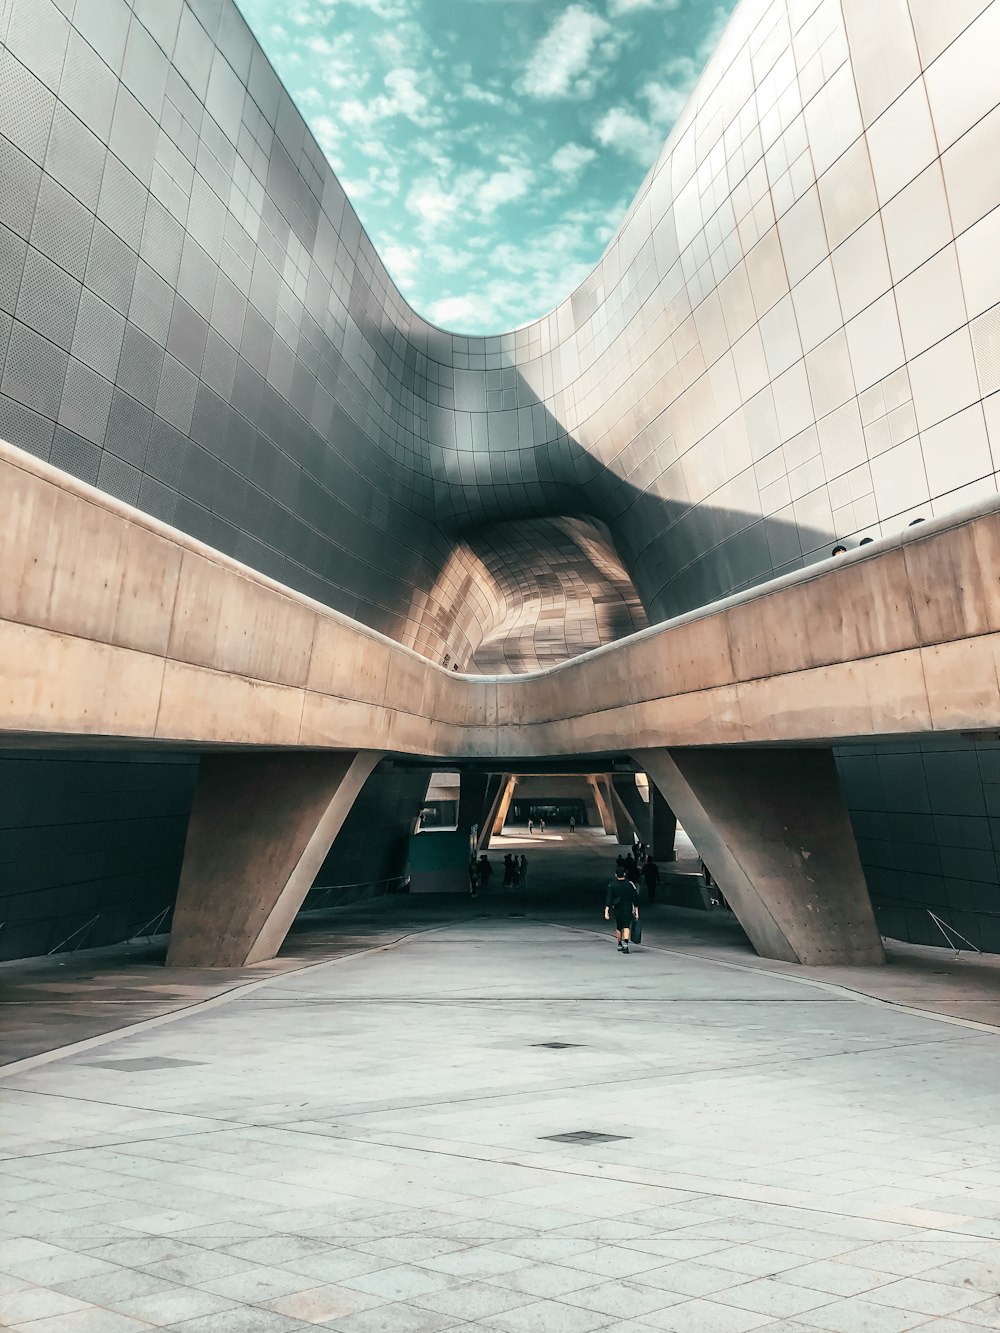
87,1057,205,1071
541,1130,629,1144
534,1042,582,1049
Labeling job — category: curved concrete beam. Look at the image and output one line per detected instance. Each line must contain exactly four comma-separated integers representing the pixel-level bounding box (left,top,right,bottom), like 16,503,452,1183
4,439,1000,758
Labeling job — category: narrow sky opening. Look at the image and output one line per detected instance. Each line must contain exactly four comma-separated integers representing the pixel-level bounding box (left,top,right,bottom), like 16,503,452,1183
240,0,737,335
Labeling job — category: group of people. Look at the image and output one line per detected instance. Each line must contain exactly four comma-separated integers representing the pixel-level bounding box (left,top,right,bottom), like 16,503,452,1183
526,817,546,833
467,852,528,896
616,845,660,902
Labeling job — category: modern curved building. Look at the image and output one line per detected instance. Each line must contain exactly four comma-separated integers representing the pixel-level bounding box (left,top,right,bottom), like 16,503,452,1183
3,0,1000,961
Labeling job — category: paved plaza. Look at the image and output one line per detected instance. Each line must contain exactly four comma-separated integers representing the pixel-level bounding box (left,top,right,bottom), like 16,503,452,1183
3,855,1000,1332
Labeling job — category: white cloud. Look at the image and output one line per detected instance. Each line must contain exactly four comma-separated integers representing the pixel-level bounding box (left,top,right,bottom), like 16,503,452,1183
382,243,420,282
592,4,733,164
477,164,534,214
406,179,455,228
642,79,689,125
593,105,661,162
341,66,441,129
551,142,597,177
427,295,489,327
608,0,681,14
520,5,612,100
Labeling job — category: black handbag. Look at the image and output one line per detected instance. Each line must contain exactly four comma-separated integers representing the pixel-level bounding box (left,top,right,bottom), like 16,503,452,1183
631,918,642,944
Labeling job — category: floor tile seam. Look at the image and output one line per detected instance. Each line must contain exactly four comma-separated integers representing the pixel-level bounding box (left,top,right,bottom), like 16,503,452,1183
540,921,1000,1036
0,923,468,1080
252,1126,972,1243
10,1030,920,1131
226,1042,915,1134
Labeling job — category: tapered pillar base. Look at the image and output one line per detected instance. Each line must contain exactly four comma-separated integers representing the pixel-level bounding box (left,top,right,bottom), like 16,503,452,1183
167,750,381,968
638,747,884,966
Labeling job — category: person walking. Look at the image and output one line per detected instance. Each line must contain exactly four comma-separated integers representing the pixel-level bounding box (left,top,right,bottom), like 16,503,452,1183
539,818,546,834
519,854,528,889
569,815,576,833
642,857,660,904
624,852,638,886
468,857,480,897
605,867,639,953
527,817,534,834
478,854,493,891
511,855,521,888
502,853,514,886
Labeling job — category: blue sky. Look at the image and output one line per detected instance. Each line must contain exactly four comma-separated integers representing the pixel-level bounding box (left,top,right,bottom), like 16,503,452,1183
240,0,738,334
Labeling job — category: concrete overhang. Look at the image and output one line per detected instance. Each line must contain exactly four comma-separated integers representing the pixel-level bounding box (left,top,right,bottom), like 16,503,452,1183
4,437,1000,760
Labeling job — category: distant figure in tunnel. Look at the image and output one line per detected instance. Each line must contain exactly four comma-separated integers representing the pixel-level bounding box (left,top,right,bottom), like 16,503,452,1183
642,858,660,904
519,854,528,889
605,868,639,954
468,858,479,897
478,854,493,891
503,853,514,886
569,815,577,833
528,817,534,834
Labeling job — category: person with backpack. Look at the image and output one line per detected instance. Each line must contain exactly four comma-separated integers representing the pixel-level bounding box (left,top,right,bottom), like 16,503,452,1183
604,867,639,953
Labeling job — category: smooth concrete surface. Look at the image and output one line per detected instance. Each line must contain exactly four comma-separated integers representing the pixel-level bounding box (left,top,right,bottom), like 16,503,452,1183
4,853,1000,1331
641,749,885,967
6,440,1000,760
166,751,381,968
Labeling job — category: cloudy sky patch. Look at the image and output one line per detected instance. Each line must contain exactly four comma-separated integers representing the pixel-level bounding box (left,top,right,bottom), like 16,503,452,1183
241,0,737,333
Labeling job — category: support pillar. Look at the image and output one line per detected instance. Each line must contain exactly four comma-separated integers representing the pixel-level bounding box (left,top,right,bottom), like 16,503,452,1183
167,749,382,968
638,747,884,966
491,776,516,837
458,772,489,838
613,774,650,842
589,775,617,836
650,784,677,861
476,774,505,850
609,784,637,845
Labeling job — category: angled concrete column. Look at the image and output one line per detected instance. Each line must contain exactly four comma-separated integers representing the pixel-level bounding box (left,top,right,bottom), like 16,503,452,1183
609,784,637,844
491,776,517,836
638,748,884,966
477,774,506,850
613,774,650,842
589,776,617,836
650,784,677,861
167,750,382,968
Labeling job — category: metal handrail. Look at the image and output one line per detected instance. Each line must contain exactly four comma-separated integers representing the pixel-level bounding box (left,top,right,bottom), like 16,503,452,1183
927,910,983,957
46,914,101,956
300,875,409,913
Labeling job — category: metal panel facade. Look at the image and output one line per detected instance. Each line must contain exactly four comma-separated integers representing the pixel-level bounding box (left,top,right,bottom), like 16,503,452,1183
2,0,998,670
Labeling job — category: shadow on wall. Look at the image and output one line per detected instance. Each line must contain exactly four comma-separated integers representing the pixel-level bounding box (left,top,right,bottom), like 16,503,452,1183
418,366,841,670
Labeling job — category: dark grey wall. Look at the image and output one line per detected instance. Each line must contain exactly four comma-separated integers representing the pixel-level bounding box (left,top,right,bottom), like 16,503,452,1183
0,750,198,961
837,739,1000,953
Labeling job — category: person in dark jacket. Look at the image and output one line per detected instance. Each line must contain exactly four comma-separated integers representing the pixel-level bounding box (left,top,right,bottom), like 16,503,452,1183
502,853,514,886
605,868,639,953
478,854,493,890
642,858,660,904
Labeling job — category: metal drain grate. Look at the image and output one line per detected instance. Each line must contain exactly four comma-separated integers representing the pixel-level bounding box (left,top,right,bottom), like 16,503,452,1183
87,1057,205,1071
534,1042,582,1049
540,1130,629,1144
